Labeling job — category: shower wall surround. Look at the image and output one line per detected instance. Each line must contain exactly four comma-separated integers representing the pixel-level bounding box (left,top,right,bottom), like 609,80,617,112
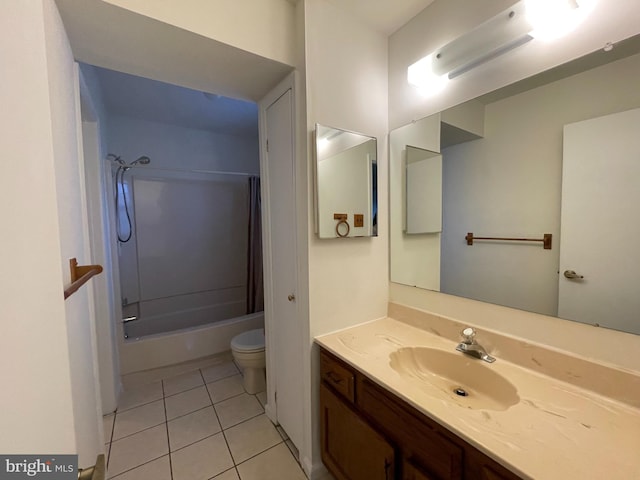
107,114,260,338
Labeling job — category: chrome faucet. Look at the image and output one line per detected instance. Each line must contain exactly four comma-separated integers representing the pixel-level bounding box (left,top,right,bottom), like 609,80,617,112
456,327,496,363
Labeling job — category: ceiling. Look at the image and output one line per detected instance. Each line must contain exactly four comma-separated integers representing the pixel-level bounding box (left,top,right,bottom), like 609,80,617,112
332,0,436,35
92,66,259,137
82,0,434,136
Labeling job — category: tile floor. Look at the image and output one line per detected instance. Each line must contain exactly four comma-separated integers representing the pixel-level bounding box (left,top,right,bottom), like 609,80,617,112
103,354,307,480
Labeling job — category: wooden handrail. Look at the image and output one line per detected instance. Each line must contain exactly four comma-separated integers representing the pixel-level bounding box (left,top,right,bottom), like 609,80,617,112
64,258,103,299
465,232,552,250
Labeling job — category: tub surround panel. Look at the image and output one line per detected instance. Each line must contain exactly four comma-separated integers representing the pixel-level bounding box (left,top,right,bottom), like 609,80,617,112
315,310,640,479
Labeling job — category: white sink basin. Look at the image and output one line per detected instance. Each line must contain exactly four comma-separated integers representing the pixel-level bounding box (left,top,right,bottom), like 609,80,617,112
389,347,519,411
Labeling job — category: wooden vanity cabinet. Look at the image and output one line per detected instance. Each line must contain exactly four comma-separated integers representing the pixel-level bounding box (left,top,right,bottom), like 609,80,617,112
319,348,523,480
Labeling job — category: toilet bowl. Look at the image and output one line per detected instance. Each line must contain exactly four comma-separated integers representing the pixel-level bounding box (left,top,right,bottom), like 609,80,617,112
230,328,266,394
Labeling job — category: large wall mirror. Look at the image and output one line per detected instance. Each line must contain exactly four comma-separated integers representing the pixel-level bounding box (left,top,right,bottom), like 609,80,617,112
315,124,378,238
390,34,640,335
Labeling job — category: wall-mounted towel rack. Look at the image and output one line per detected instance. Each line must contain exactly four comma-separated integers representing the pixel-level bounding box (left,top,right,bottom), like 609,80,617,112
64,258,103,299
465,232,552,249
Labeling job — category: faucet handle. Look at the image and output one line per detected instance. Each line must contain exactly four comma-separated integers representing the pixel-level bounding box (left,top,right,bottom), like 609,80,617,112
461,327,476,344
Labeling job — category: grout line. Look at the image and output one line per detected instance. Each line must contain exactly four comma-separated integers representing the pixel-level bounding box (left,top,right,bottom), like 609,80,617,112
210,390,247,407
163,383,206,401
202,368,236,466
166,404,215,424
105,454,168,479
233,439,285,468
117,396,164,414
161,380,174,480
110,419,167,443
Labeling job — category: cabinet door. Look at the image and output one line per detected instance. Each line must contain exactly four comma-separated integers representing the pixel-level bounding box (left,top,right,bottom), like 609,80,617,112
404,459,436,480
465,448,522,480
321,383,395,480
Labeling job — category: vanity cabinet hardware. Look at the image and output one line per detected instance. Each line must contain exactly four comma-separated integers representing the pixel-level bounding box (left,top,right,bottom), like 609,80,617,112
319,346,523,480
321,350,355,403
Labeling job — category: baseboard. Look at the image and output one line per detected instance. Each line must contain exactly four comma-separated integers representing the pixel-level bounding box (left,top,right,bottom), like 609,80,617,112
303,456,332,480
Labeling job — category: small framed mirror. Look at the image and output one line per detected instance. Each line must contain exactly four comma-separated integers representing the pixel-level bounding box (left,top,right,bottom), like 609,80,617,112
314,124,378,238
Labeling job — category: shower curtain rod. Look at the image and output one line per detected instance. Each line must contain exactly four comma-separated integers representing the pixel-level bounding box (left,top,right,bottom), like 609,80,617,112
106,158,258,177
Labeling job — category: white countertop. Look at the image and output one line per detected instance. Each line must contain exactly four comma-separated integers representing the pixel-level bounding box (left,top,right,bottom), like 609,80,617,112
315,317,640,480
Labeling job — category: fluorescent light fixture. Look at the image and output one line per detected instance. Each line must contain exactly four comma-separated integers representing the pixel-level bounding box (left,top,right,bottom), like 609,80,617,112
407,0,596,91
407,54,449,95
432,1,532,79
525,0,596,41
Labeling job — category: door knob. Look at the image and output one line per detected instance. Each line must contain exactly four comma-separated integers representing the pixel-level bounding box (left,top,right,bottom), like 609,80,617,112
564,270,584,279
287,294,296,302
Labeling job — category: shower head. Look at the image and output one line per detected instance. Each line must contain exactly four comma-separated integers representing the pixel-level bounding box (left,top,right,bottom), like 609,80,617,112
131,156,151,166
107,153,126,166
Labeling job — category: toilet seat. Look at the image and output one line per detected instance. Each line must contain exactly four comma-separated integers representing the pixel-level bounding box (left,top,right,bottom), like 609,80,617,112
231,328,265,353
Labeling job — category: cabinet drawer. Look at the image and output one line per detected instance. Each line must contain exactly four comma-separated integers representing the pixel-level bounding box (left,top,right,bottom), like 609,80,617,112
358,377,463,480
320,350,355,403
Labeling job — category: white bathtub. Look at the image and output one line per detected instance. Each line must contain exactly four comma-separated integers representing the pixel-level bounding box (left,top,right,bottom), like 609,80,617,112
118,311,264,374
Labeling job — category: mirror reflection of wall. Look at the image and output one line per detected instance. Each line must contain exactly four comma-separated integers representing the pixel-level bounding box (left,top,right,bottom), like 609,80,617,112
390,39,640,335
315,124,378,238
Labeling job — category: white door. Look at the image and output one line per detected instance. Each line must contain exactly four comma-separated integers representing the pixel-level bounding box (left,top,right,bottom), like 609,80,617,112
558,108,640,334
262,84,303,448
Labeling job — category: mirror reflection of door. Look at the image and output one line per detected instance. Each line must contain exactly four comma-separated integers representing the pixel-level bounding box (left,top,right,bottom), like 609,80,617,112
558,107,640,334
405,146,443,235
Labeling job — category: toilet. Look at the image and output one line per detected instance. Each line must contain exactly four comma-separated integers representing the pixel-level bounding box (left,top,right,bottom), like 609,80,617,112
230,328,266,394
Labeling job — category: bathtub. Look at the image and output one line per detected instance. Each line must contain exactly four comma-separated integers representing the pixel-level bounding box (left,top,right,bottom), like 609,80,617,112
118,311,264,374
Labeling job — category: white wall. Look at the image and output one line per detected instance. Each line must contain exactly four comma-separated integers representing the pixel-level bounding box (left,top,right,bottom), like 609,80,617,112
103,0,296,67
107,115,259,174
389,0,640,372
303,0,389,475
0,0,102,466
441,52,640,317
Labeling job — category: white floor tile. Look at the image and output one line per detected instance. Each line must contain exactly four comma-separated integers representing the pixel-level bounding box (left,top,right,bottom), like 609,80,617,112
103,414,115,444
163,370,204,397
112,400,165,441
170,433,234,480
207,374,245,404
236,443,306,480
213,468,240,480
255,390,268,407
168,406,221,451
201,361,239,383
165,386,211,420
224,414,282,464
214,393,263,429
117,382,163,412
107,424,168,478
108,455,171,480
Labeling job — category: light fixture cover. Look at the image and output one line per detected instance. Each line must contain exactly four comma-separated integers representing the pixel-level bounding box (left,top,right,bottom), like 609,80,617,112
431,1,532,79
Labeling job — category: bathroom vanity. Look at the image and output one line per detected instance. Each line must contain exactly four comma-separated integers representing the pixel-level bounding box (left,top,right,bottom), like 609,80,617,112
316,305,640,480
320,348,520,480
